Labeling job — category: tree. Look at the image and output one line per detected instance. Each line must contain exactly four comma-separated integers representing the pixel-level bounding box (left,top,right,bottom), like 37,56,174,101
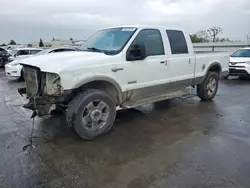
196,30,210,42
52,37,55,41
27,44,32,47
207,27,223,51
190,30,210,43
39,38,44,47
207,27,223,42
190,34,203,43
215,38,231,42
9,40,16,45
70,37,73,41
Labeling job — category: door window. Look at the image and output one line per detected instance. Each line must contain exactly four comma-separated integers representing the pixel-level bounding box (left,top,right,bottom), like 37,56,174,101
131,29,165,57
166,30,188,54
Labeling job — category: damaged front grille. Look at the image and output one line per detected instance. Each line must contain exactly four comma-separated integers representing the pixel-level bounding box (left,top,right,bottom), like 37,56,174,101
23,66,41,97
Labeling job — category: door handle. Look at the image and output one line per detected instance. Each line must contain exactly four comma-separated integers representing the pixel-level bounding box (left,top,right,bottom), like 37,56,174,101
160,61,168,66
111,68,124,72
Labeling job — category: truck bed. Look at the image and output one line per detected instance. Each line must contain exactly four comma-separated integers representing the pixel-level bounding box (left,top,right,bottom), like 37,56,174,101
194,51,229,78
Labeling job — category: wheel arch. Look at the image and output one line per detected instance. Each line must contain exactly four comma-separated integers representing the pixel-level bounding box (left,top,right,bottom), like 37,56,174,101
73,76,123,105
206,62,222,75
194,62,222,85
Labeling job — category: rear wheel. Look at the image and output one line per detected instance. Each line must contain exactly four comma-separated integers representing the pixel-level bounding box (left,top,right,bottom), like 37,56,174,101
197,71,219,101
66,89,116,140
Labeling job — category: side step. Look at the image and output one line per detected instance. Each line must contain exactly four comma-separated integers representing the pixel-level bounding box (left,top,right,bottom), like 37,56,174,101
121,88,193,108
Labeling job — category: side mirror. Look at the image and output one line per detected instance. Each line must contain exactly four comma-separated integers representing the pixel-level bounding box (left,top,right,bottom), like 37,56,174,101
126,44,147,61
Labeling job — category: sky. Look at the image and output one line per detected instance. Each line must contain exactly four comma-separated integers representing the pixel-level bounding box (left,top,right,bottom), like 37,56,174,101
0,0,249,44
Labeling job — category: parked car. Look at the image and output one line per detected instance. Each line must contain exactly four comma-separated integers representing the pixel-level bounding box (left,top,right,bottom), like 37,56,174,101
7,48,43,63
18,25,229,140
5,47,79,79
0,47,11,68
228,47,250,78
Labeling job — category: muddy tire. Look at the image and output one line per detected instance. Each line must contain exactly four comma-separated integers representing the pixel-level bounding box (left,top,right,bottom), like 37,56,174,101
66,89,116,140
197,71,219,101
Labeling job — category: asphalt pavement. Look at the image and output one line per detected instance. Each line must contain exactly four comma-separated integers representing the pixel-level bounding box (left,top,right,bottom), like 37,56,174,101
1,69,250,188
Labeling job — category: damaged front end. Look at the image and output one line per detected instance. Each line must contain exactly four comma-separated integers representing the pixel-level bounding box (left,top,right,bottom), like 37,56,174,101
18,65,70,117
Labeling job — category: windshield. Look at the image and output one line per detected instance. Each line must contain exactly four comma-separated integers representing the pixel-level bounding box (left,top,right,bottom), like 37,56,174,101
80,27,137,55
231,49,250,57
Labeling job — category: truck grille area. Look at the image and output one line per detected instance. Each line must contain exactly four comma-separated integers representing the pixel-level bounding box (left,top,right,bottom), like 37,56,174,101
23,66,40,97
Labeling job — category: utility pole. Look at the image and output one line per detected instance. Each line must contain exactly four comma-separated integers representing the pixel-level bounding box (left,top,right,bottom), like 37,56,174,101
247,34,250,46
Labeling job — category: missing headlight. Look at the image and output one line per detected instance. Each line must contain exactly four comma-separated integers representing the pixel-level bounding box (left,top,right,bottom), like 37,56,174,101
43,73,62,96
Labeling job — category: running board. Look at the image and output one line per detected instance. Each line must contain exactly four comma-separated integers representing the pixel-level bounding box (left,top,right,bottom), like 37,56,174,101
121,88,192,108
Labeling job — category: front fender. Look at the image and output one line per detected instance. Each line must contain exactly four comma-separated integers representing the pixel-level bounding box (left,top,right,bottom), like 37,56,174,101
73,76,123,103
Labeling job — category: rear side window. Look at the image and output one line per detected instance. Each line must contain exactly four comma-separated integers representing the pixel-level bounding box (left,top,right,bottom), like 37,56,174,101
30,50,41,54
166,30,188,54
132,29,165,56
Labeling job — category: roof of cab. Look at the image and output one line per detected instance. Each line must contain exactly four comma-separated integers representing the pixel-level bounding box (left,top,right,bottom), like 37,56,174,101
106,25,184,31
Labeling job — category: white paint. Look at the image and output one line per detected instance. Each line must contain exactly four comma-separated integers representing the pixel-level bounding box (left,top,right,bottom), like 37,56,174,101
20,25,229,93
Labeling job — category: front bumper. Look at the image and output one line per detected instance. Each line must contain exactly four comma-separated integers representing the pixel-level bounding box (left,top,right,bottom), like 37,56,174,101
229,64,250,76
18,87,73,116
5,64,22,77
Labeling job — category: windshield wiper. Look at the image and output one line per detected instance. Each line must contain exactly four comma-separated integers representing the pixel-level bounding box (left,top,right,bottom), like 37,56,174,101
87,47,103,53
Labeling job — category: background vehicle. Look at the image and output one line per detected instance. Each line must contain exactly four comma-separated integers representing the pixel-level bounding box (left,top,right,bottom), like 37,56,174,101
0,47,11,68
229,47,250,79
7,48,43,63
6,45,24,51
19,25,229,140
5,47,79,79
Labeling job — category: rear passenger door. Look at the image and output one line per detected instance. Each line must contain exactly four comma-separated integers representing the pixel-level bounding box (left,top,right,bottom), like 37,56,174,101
166,30,195,88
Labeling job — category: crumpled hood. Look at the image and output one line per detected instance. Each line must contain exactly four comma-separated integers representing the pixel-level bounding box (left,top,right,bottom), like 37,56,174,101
230,57,250,63
20,51,112,73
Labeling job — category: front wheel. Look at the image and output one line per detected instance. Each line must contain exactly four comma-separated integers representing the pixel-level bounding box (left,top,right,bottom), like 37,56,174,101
66,89,116,140
197,71,219,101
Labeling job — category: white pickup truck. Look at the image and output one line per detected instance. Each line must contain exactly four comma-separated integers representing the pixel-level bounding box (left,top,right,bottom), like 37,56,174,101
18,25,229,140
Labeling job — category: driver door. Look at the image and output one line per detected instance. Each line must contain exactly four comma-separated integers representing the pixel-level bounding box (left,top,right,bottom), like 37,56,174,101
123,29,169,101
